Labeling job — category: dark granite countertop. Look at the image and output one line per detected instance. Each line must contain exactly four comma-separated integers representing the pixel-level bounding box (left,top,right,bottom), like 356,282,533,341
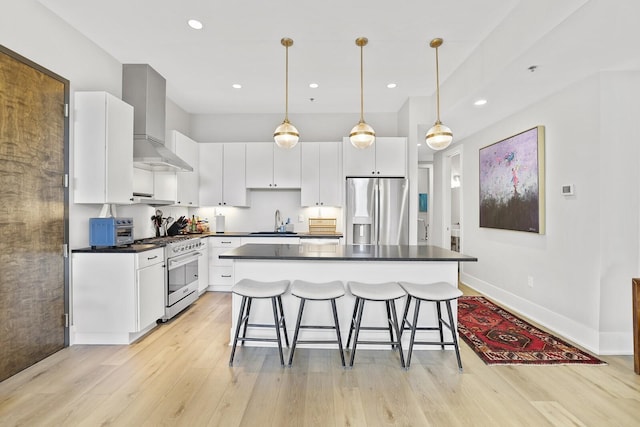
72,243,161,253
72,232,343,253
219,244,477,262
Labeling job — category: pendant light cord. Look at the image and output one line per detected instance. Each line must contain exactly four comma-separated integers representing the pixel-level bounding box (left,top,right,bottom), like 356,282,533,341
285,43,289,122
359,43,364,123
434,45,441,124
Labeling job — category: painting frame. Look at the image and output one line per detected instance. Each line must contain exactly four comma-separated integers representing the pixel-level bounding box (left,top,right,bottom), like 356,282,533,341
479,126,545,234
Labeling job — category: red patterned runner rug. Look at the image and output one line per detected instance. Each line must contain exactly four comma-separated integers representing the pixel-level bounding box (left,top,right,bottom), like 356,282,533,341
457,296,606,365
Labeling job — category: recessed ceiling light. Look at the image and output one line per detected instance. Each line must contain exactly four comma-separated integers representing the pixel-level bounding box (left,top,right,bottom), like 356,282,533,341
474,99,487,106
232,84,242,89
309,83,319,89
417,143,422,146
187,19,203,30
387,83,397,89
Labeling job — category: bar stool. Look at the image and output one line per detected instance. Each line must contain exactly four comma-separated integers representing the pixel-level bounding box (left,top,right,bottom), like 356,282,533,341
229,279,290,367
346,281,406,368
399,281,463,371
287,280,346,367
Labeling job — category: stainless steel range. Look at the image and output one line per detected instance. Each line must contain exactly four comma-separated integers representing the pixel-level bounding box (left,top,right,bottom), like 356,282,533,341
137,235,205,321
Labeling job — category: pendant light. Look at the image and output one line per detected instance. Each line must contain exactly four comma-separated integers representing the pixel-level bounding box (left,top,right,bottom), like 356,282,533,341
350,37,375,149
274,37,299,149
425,38,453,150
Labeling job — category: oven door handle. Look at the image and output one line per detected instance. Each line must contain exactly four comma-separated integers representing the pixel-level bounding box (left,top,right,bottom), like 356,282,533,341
167,251,202,270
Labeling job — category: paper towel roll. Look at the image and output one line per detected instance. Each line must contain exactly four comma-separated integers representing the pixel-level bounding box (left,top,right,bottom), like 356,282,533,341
215,215,225,233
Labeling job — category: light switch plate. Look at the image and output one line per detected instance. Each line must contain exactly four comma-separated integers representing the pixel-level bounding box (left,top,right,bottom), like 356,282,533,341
561,184,574,196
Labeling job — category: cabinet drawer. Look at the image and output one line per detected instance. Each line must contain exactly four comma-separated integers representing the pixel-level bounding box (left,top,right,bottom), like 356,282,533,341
208,236,241,248
136,248,164,269
210,266,234,285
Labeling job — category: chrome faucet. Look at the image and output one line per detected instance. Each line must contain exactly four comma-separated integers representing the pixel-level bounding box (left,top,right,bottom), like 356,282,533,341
275,209,281,232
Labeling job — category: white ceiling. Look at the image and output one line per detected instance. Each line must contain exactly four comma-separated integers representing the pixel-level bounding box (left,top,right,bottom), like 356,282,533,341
39,0,640,141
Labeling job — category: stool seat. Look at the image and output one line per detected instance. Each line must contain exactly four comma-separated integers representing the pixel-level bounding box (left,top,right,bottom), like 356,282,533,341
232,278,289,298
399,281,462,301
291,280,345,300
348,281,405,301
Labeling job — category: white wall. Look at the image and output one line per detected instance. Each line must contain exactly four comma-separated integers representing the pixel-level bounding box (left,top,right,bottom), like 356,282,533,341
446,72,639,354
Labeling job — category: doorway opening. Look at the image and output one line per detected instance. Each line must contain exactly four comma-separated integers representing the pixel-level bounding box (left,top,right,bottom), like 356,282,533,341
417,163,433,245
442,147,462,252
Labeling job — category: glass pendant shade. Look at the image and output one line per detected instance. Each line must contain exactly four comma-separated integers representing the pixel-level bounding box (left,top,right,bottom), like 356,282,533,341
350,121,375,149
274,120,300,149
425,121,453,150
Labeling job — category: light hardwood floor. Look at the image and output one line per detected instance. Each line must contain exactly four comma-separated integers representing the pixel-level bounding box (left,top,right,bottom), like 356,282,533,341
1,289,639,426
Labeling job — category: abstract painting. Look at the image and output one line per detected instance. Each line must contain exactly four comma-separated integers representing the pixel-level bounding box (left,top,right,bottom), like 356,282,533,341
479,126,545,233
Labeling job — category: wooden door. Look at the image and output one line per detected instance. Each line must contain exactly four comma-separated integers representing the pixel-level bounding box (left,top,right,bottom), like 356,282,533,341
0,46,69,382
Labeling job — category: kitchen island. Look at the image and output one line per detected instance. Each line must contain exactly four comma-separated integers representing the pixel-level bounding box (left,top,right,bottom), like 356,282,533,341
220,244,477,349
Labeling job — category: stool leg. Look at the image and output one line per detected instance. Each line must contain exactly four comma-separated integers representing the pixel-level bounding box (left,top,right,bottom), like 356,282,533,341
330,299,346,367
386,301,396,349
271,297,285,366
406,299,421,369
401,295,413,337
388,299,405,368
277,296,290,347
348,298,366,367
445,300,463,372
241,297,253,345
229,296,248,366
287,298,306,366
436,301,445,350
346,297,361,349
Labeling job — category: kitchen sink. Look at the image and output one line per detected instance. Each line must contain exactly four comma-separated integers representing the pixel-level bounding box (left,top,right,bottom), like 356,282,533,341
249,231,297,235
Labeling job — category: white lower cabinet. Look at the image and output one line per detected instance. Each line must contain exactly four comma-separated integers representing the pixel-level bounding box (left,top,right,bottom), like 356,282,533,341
208,237,241,292
72,248,165,344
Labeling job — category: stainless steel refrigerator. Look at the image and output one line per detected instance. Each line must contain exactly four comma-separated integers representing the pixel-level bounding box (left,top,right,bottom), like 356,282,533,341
345,177,409,245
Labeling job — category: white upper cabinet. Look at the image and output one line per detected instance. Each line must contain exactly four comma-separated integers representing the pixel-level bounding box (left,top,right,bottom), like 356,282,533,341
151,131,199,206
301,142,342,207
343,137,406,177
245,142,301,189
172,131,199,206
199,143,249,207
74,91,134,204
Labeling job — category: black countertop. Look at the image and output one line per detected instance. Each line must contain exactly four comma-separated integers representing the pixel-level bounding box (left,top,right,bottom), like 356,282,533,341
219,244,477,262
72,231,343,253
72,243,161,253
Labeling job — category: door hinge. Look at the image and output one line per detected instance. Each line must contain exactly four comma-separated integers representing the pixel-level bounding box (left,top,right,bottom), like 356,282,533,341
63,173,69,188
63,243,69,258
64,103,69,118
64,313,69,328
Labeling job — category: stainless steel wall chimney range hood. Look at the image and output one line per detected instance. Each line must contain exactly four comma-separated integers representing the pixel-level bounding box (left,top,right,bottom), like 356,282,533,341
122,64,193,172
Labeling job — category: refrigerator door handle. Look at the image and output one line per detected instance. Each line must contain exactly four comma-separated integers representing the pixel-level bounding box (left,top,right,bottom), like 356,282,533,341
373,181,380,245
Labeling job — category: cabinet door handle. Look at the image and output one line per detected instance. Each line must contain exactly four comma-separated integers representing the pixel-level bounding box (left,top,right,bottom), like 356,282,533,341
221,241,232,244
147,255,158,260
221,274,232,278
